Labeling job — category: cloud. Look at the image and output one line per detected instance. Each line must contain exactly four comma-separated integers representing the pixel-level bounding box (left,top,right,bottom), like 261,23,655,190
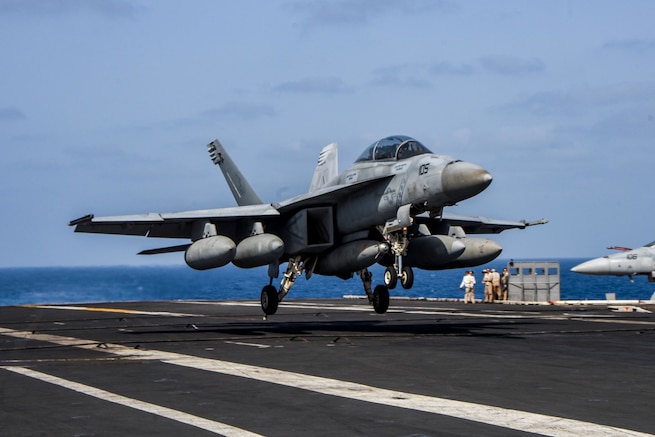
370,65,431,88
479,55,545,76
0,107,25,121
429,62,476,76
0,0,142,19
497,81,655,116
371,56,539,88
496,125,554,146
497,90,577,116
451,128,472,145
603,38,655,54
273,77,352,94
201,102,277,121
369,61,475,88
585,105,655,143
287,0,455,28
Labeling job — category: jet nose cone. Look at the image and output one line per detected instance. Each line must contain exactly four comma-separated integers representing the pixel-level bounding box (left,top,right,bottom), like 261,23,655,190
441,161,492,202
571,257,610,275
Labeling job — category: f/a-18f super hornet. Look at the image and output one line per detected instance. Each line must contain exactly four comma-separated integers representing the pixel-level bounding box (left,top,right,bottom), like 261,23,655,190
70,135,546,315
571,242,655,282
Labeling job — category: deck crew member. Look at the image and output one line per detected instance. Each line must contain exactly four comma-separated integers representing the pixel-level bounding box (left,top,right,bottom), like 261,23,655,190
459,270,476,304
501,268,509,300
491,268,501,301
482,268,493,303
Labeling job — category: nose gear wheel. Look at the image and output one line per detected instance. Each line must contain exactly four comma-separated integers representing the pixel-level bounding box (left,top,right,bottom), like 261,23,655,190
400,265,414,289
384,266,398,289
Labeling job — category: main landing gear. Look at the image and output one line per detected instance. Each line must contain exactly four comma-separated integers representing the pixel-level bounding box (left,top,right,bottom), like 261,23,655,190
358,269,389,314
261,256,309,316
260,260,392,316
260,285,278,316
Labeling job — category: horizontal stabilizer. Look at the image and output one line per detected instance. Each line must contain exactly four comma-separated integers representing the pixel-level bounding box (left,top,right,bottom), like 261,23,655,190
416,212,548,235
138,244,191,255
523,219,549,227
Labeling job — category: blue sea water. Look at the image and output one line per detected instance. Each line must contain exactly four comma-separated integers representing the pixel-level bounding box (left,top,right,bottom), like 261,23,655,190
1,259,653,306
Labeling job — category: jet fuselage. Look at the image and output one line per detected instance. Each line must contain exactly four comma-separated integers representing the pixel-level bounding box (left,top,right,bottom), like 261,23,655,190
332,154,491,235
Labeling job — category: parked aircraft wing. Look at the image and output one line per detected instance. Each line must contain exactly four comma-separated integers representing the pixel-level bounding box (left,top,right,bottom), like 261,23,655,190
416,212,548,235
607,246,632,251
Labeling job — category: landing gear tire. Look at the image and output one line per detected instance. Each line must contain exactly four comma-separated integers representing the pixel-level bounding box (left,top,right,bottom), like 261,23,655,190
372,285,390,314
261,285,279,315
384,266,398,289
400,266,414,290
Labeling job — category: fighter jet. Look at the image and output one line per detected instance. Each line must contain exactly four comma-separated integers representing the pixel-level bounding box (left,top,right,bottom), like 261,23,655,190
70,135,546,315
571,242,655,282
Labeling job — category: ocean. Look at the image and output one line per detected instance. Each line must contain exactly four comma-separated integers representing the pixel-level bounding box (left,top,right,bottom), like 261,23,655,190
1,259,653,307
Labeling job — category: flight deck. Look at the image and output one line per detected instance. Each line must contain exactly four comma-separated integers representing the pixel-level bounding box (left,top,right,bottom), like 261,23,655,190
1,298,654,436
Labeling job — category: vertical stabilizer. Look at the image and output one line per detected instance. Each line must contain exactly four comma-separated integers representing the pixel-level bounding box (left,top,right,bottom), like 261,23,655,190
207,140,263,206
309,142,338,192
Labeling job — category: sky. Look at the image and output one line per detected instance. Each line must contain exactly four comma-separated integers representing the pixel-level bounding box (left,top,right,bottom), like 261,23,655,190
1,0,654,267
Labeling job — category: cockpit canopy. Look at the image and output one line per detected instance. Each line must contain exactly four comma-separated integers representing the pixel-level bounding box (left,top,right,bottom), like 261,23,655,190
355,135,432,162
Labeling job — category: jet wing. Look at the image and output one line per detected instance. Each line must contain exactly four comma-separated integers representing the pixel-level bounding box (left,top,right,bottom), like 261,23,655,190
70,177,388,240
69,204,281,239
416,212,548,235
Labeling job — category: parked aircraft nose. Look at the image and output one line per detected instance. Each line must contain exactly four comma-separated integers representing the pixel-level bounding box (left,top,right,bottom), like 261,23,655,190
571,257,610,275
441,161,493,202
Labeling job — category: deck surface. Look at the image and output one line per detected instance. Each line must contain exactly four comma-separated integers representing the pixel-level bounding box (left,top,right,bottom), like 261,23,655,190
1,298,654,436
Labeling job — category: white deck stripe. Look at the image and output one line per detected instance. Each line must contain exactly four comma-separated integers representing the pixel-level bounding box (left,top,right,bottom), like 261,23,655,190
2,366,263,437
24,302,655,325
1,327,652,437
22,305,201,317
